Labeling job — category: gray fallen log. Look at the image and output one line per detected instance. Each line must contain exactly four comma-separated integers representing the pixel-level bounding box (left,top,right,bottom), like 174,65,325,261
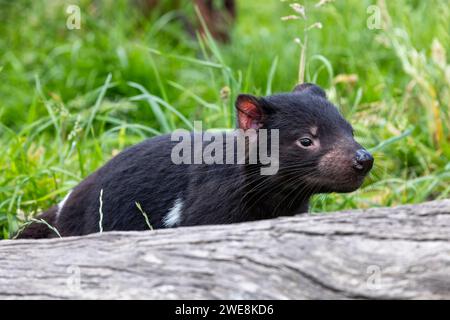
0,200,449,299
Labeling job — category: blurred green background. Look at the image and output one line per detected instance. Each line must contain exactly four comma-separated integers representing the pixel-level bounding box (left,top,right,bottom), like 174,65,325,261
0,0,449,238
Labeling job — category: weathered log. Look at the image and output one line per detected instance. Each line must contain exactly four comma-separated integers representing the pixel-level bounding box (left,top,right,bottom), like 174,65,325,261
1,200,449,299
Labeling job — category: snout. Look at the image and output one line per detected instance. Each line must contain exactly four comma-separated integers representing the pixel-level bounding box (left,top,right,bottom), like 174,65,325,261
352,149,374,174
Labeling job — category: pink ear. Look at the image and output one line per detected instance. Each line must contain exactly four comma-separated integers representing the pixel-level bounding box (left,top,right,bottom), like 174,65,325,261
236,95,263,130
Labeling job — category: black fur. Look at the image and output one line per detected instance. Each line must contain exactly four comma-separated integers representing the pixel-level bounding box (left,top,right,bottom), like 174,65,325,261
16,84,373,238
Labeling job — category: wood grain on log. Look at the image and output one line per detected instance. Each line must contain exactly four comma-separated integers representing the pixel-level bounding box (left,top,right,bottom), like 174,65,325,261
1,200,449,299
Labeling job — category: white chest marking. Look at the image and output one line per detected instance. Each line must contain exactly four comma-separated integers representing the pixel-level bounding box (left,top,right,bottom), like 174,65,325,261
56,190,72,217
164,198,183,227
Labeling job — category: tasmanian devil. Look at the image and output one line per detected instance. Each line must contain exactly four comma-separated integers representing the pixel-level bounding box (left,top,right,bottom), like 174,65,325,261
17,83,373,239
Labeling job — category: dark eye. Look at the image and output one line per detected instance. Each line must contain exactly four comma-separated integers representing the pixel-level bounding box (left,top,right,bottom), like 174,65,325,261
298,138,313,147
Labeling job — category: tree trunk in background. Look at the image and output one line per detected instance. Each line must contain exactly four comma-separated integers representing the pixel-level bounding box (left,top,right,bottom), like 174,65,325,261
138,0,236,42
0,200,449,299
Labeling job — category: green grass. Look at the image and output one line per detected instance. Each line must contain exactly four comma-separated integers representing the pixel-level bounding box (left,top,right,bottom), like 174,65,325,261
0,0,449,239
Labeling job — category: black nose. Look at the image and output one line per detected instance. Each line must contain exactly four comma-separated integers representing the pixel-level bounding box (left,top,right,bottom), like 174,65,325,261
353,149,374,173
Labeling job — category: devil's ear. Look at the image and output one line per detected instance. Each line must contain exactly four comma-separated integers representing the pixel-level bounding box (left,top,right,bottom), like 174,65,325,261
235,94,272,130
293,83,327,99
